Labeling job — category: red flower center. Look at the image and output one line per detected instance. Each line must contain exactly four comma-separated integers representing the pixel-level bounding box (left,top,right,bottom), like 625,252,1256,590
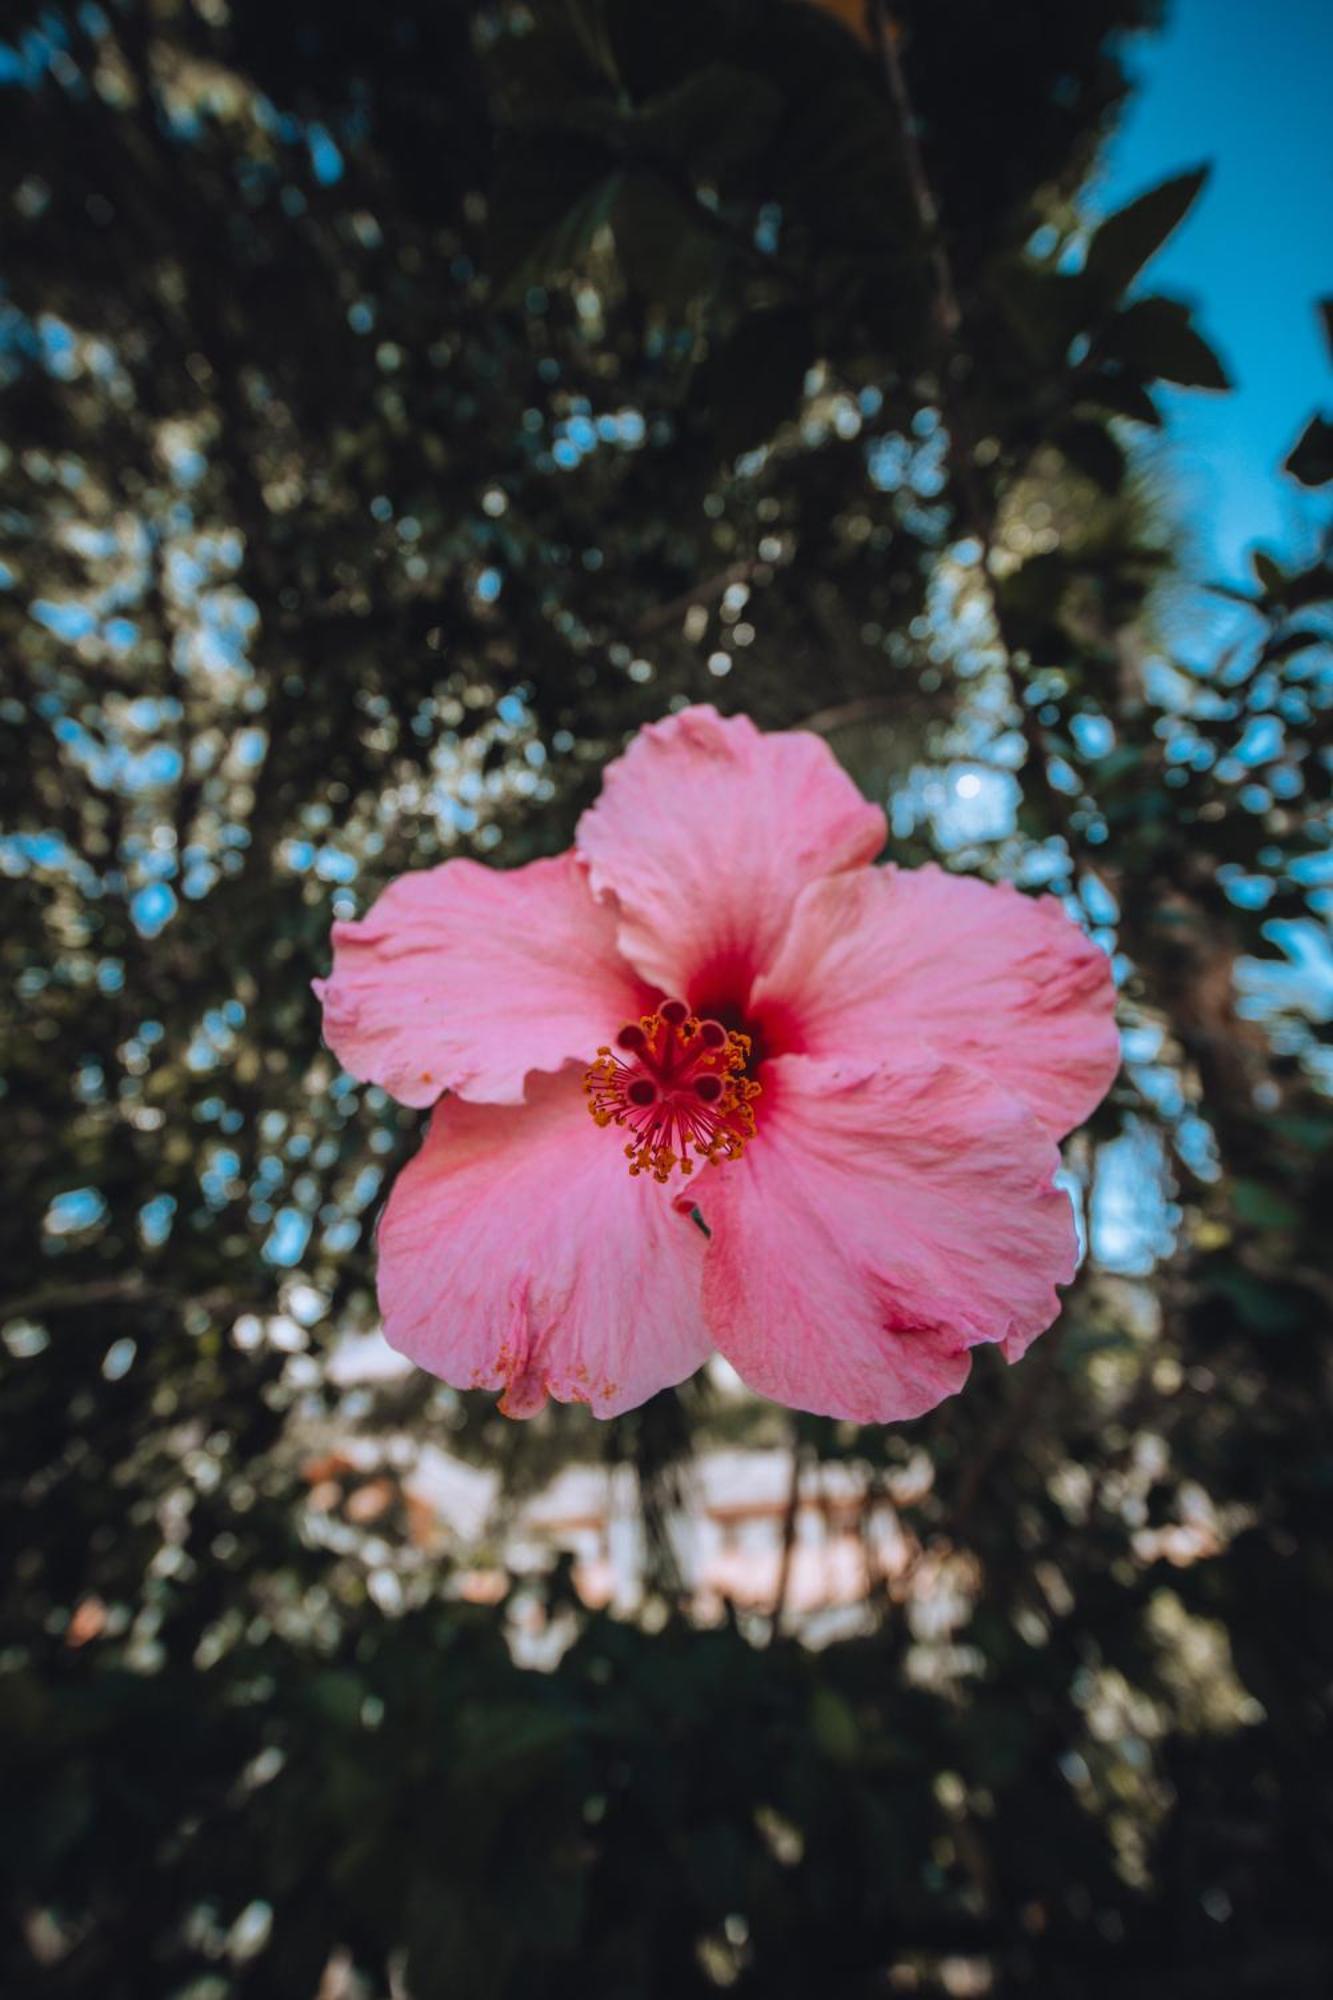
583,998,761,1183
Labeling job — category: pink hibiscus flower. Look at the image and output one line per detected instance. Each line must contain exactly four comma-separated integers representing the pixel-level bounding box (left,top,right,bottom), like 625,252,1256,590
315,706,1118,1424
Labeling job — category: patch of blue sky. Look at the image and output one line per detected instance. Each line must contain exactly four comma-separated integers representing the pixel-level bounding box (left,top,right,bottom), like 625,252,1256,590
1236,918,1333,1025
74,1059,105,1103
31,598,96,641
252,95,298,143
307,123,344,186
1070,712,1116,759
475,566,503,603
888,761,1020,852
130,881,177,937
1134,1062,1186,1120
1218,870,1274,912
0,829,69,874
138,1193,177,1249
201,1156,240,1209
166,548,206,597
102,1337,137,1382
1289,850,1333,887
314,846,357,884
1094,0,1333,581
1080,871,1120,927
139,743,183,785
37,315,78,380
866,435,909,492
44,1186,108,1237
1090,1122,1180,1275
0,25,63,88
264,1208,312,1268
200,1006,239,1046
1055,1166,1088,1264
137,846,178,883
165,441,207,488
178,621,249,678
62,524,119,562
1232,715,1285,767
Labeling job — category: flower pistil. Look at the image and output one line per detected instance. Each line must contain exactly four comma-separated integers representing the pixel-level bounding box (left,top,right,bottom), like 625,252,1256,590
584,999,760,1183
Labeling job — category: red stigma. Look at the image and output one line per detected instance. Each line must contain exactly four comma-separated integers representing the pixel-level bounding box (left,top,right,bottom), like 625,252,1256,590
584,1003,761,1183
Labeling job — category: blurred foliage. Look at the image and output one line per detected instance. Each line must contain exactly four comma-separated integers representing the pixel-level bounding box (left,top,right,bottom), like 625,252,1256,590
2,1,1332,1995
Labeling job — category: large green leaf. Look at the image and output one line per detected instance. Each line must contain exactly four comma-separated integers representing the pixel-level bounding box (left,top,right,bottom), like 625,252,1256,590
1055,415,1128,492
611,170,721,310
1284,412,1333,487
701,304,815,459
1104,295,1232,389
631,63,785,178
488,140,620,302
1085,165,1209,297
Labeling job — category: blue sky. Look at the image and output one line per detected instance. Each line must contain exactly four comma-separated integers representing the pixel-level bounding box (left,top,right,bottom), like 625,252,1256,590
1092,0,1332,581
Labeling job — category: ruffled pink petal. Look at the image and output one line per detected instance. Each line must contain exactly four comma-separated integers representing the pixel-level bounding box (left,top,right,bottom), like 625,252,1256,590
377,1068,711,1418
752,865,1118,1141
314,852,651,1108
576,705,886,1012
695,1051,1077,1424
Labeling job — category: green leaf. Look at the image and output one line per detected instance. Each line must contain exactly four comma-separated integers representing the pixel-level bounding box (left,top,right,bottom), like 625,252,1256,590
1284,413,1333,487
604,0,728,100
1080,370,1162,428
489,141,620,303
632,64,785,178
1231,1178,1301,1232
810,1685,861,1765
310,1669,367,1729
1251,548,1285,597
996,263,1086,365
702,305,814,459
1055,417,1127,492
611,171,720,311
563,0,622,87
1205,1267,1306,1335
1104,296,1231,389
1085,166,1209,298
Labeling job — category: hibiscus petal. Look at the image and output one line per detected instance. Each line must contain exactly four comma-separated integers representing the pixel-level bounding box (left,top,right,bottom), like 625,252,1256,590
576,705,886,1010
314,852,651,1108
377,1068,712,1417
752,866,1119,1140
695,1051,1078,1424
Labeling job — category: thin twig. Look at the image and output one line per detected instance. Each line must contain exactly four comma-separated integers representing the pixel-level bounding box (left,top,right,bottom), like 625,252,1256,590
868,4,961,340
770,1440,805,1637
633,560,757,638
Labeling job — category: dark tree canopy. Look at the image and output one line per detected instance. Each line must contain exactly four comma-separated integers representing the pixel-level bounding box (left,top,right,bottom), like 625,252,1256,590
2,2,1331,1996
